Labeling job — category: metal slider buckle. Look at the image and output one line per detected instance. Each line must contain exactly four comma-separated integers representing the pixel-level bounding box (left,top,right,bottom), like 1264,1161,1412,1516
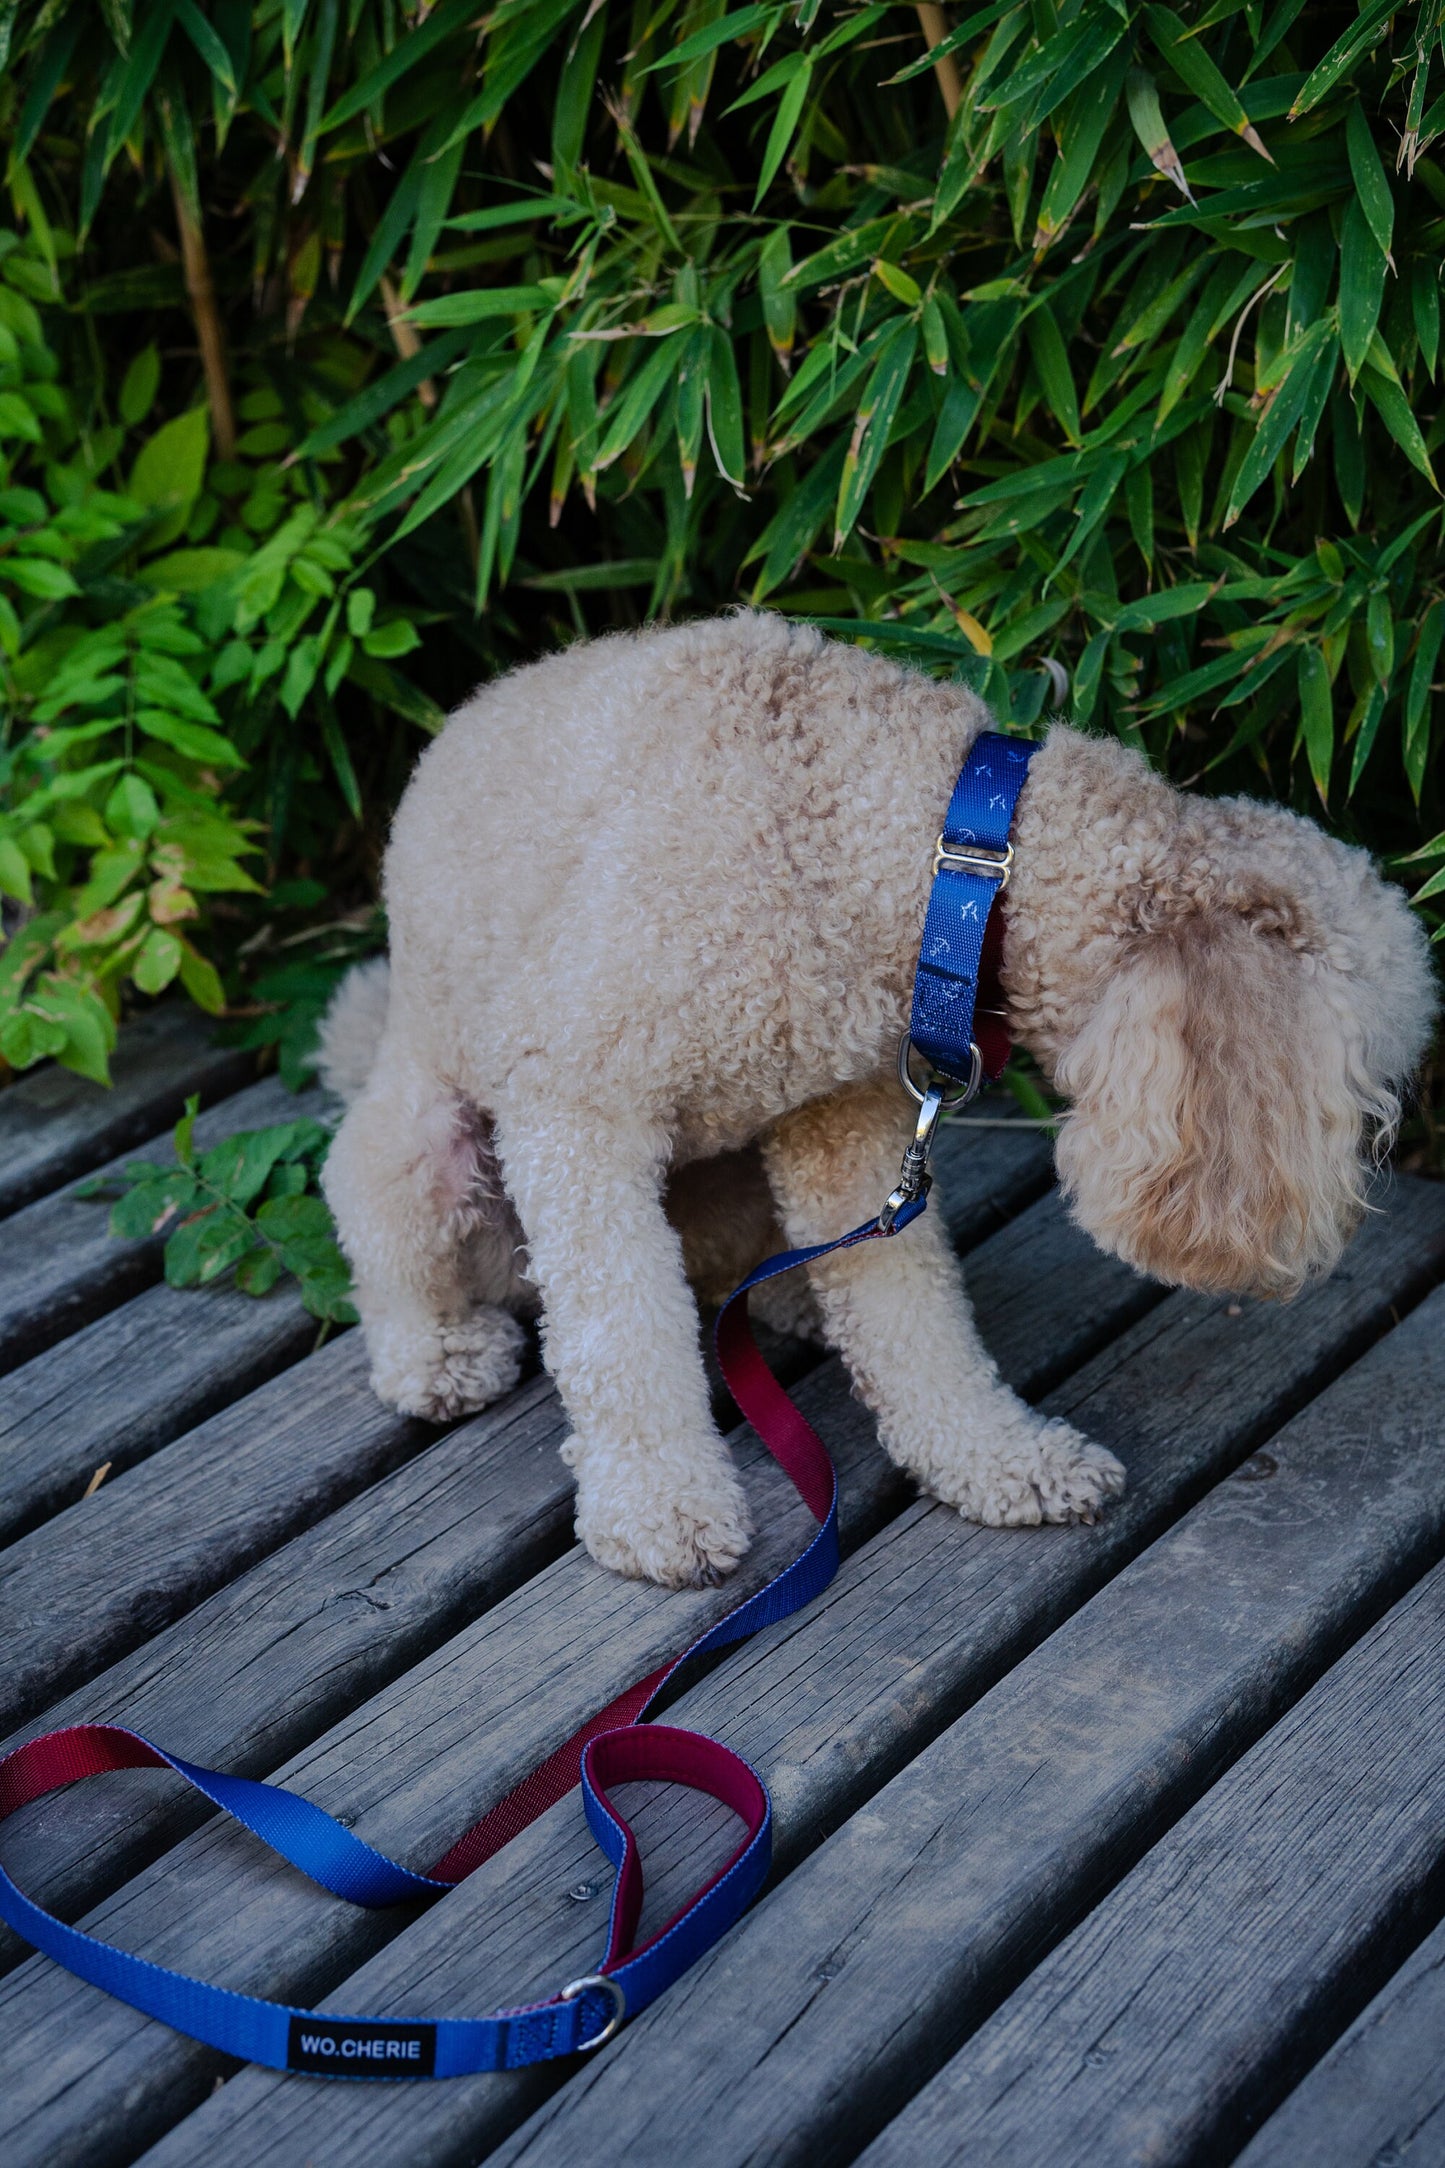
561,1973,627,2050
931,836,1013,885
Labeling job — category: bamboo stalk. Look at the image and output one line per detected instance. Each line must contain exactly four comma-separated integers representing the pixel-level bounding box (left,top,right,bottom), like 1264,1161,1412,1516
379,274,437,409
169,168,237,459
915,4,963,121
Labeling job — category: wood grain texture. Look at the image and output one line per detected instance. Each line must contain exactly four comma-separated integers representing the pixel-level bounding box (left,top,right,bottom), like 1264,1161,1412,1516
0,1120,1055,1975
0,1005,254,1220
859,1561,1445,2168
0,1074,301,1372
474,1279,1445,2168
128,1189,1445,2168
1230,1913,1445,2168
0,1333,434,1735
0,1364,909,2168
0,1180,1131,2168
0,1278,316,1547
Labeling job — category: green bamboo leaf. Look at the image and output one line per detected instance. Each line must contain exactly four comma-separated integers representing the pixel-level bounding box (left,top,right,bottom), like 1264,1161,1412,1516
1339,197,1387,382
1297,644,1334,804
759,225,796,364
1410,862,1445,904
13,14,82,169
1026,306,1081,446
834,321,917,548
320,0,476,133
1412,258,1440,379
706,322,746,490
675,326,708,496
1143,5,1272,161
1366,587,1394,685
643,4,778,72
1291,0,1397,118
553,1,607,172
754,56,812,206
405,285,553,328
784,217,905,293
1223,322,1333,527
1345,98,1394,262
175,0,238,101
1406,599,1445,802
1359,361,1439,487
883,0,1017,86
1125,66,1190,199
1033,53,1130,246
1347,682,1387,797
745,440,845,597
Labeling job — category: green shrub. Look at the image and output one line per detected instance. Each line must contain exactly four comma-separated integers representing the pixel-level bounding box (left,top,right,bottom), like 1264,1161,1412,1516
3,0,1443,1100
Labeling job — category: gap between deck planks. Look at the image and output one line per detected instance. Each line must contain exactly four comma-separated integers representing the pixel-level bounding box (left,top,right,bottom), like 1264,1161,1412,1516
0,1072,305,1369
0,1004,255,1220
0,1278,317,1547
0,1121,1056,1979
453,1270,1445,2168
23,1184,1445,2168
856,1557,1445,2168
1231,1909,1445,2167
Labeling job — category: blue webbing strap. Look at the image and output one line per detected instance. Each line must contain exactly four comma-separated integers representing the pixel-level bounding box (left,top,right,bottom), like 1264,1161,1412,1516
909,732,1039,1084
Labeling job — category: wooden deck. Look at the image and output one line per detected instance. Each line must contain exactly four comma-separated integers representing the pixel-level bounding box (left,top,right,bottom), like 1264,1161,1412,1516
2,1016,1444,2168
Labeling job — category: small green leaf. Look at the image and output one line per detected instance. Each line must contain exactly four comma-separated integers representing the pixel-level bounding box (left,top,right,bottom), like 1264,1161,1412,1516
133,927,183,995
129,407,210,510
235,1247,283,1297
119,345,162,427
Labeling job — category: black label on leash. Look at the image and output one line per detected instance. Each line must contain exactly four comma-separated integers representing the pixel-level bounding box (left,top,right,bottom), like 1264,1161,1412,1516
287,2015,437,2076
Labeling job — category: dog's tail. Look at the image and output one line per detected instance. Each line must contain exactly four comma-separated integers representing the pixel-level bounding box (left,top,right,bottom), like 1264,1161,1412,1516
316,956,391,1104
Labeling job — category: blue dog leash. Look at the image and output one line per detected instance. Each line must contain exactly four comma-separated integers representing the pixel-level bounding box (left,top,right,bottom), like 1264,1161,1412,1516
0,731,1037,2076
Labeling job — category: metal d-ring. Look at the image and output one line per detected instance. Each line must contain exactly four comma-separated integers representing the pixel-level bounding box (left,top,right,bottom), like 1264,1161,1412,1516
561,1972,627,2050
896,1031,982,1110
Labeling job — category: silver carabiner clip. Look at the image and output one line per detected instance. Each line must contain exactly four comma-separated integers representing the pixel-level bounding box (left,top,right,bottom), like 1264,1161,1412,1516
879,1035,983,1232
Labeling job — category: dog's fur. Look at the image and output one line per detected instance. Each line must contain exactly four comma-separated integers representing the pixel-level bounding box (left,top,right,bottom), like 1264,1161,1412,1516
320,612,1435,1587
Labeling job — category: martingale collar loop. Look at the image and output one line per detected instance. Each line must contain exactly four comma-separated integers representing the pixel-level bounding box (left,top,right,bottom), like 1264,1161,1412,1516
882,730,1039,1231
907,730,1039,1093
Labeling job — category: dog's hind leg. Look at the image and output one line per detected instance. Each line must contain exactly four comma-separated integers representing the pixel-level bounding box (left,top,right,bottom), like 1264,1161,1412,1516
323,1052,528,1422
494,1096,752,1588
760,1080,1126,1527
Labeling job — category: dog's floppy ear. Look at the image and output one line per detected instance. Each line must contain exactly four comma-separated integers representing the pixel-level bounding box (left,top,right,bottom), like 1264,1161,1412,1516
1050,910,1383,1298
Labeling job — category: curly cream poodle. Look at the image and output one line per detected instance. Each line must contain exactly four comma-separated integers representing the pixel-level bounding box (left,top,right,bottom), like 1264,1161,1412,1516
319,611,1435,1588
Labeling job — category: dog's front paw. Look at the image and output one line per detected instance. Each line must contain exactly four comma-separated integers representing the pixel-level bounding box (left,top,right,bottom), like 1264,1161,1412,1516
924,1408,1125,1529
569,1444,754,1589
370,1307,527,1423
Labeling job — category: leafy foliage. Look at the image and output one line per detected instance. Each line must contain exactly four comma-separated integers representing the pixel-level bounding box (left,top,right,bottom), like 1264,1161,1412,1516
3,0,1444,1105
78,1092,355,1321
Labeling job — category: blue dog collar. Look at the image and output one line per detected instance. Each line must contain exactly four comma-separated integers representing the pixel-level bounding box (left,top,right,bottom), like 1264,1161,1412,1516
908,730,1039,1089
882,730,1039,1231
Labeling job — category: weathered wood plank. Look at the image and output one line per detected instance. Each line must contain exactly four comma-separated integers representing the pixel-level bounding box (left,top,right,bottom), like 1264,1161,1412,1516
0,1074,300,1372
104,1196,1445,2165
464,1279,1445,2168
0,1279,316,1548
1230,1914,1445,2168
857,1562,1445,2168
0,1333,435,1735
0,1178,1135,2167
0,1004,254,1221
